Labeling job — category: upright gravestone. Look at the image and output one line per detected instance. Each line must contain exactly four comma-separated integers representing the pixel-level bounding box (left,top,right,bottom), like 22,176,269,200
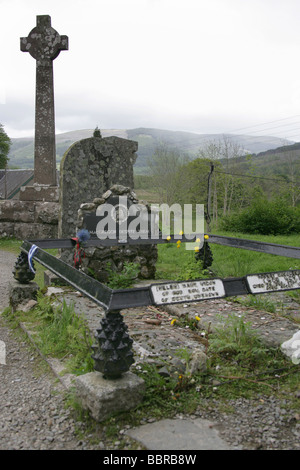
58,130,138,260
19,15,68,201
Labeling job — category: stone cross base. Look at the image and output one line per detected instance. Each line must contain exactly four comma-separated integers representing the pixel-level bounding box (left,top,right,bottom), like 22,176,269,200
75,371,145,422
19,185,59,202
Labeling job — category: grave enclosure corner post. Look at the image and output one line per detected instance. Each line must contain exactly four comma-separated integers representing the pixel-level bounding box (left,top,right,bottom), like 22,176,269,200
92,309,135,380
13,250,36,284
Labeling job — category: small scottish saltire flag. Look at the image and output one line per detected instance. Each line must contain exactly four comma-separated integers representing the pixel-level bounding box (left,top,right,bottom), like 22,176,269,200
28,245,39,273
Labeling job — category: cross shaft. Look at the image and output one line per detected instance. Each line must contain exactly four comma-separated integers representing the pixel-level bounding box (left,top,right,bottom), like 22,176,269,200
20,16,68,186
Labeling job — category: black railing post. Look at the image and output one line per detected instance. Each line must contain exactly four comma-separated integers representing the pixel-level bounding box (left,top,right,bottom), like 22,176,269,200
13,251,36,284
92,309,134,379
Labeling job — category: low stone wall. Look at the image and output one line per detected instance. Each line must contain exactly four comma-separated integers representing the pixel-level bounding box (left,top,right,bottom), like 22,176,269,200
0,200,59,239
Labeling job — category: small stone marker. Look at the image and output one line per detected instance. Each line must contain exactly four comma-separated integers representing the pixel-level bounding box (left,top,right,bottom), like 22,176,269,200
20,15,68,198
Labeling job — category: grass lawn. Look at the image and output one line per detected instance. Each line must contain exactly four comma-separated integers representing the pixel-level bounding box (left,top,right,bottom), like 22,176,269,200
155,231,300,281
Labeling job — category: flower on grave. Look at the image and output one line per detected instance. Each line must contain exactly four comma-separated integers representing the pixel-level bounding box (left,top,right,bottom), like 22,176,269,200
196,237,201,243
194,246,200,252
166,235,171,241
204,234,209,240
179,230,184,236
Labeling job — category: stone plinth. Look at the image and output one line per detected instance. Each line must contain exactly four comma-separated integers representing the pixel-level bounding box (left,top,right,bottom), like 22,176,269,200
19,185,59,202
75,371,145,422
9,280,40,312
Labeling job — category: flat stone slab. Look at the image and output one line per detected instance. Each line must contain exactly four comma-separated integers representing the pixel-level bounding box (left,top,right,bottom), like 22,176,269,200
75,371,145,422
126,418,231,450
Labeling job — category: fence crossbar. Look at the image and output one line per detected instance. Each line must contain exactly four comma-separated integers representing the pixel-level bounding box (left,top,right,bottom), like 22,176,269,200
20,240,300,310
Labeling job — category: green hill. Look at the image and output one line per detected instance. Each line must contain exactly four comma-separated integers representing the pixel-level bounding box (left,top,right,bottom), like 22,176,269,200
7,127,294,172
224,141,300,183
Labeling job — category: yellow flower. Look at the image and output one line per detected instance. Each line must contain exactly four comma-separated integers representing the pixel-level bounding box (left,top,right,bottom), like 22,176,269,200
176,240,181,248
195,315,201,321
171,319,177,325
166,235,171,241
179,230,184,235
204,234,209,240
196,237,200,243
194,247,200,252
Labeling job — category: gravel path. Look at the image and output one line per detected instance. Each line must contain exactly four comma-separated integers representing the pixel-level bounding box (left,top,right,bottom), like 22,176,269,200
1,250,300,450
0,251,101,450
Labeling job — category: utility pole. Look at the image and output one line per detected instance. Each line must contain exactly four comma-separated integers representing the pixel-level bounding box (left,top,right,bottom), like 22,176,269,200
206,162,214,232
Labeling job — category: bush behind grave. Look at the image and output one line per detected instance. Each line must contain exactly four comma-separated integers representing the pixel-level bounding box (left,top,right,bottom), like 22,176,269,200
221,197,300,235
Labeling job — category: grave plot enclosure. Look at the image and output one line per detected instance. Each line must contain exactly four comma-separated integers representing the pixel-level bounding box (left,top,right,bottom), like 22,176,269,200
13,232,300,379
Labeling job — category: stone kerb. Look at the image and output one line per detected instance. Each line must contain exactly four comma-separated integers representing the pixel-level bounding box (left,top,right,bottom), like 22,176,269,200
58,134,138,244
77,185,157,282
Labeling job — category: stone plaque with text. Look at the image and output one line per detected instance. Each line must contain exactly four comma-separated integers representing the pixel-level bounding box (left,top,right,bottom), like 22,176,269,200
246,270,300,294
150,279,225,305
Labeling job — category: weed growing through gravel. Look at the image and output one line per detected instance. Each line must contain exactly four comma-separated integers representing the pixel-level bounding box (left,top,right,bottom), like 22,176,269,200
207,313,270,368
235,294,277,313
130,313,300,418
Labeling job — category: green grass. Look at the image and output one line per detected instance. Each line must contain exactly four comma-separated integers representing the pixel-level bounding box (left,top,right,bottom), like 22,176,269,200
0,238,22,254
155,232,300,281
2,231,300,285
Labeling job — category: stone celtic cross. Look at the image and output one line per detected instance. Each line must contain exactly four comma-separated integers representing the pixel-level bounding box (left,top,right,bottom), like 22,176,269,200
20,15,68,186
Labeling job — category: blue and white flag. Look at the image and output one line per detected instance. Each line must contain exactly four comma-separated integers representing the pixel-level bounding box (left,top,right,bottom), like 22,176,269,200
28,245,39,273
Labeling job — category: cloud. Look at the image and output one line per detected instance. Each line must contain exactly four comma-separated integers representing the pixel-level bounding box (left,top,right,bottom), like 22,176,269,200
2,0,300,140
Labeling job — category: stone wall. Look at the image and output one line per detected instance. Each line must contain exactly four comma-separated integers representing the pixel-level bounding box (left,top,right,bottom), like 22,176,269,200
58,134,138,241
0,200,58,239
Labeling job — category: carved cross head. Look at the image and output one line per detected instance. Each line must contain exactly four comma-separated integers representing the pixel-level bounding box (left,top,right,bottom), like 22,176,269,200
20,15,68,66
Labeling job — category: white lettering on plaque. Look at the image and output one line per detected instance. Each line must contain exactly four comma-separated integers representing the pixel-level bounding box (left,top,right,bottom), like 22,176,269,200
247,271,300,294
150,279,225,305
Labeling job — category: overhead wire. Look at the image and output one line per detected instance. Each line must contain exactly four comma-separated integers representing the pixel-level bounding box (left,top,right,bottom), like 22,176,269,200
224,114,300,134
213,169,299,184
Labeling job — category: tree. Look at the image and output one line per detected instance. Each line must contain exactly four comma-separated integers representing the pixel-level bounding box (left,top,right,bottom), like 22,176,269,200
196,136,245,219
0,124,11,169
147,142,189,205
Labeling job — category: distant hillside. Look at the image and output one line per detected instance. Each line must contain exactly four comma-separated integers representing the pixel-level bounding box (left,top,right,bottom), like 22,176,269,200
7,127,293,171
224,140,300,183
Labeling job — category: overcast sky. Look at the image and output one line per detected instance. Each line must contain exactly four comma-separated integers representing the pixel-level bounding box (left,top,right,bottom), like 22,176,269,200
2,0,300,143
